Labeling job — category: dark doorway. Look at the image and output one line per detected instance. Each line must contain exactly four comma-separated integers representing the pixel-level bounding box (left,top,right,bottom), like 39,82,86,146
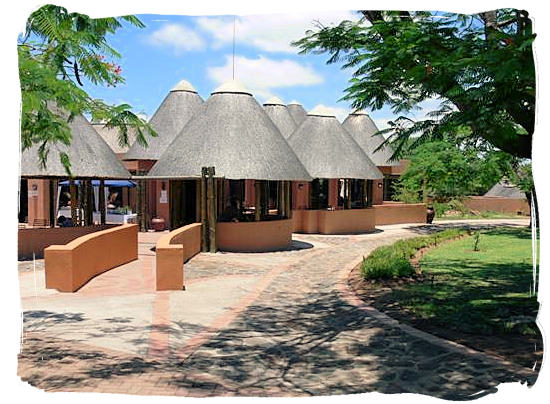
18,179,28,223
170,180,198,229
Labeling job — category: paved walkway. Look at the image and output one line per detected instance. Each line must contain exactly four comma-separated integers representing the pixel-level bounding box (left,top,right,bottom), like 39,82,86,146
17,219,538,398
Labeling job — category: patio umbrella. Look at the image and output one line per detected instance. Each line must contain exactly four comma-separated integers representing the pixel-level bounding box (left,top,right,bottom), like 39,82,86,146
124,79,204,161
287,100,307,125
287,105,383,180
147,80,311,181
20,113,131,179
263,96,297,139
342,110,400,167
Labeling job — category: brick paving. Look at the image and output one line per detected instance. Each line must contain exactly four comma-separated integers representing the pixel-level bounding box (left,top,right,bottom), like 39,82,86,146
17,219,538,398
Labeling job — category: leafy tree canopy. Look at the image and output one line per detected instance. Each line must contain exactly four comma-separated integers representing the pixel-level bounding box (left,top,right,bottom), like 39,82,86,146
394,141,519,203
293,9,535,160
19,5,156,174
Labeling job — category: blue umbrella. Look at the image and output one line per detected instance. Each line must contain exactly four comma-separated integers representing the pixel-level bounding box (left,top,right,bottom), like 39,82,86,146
58,180,137,187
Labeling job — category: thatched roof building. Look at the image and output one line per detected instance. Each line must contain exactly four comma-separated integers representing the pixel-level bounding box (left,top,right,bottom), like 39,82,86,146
287,106,383,180
92,123,137,157
147,80,311,181
287,100,307,125
124,79,204,161
263,97,297,139
20,113,131,179
485,180,527,199
342,110,399,167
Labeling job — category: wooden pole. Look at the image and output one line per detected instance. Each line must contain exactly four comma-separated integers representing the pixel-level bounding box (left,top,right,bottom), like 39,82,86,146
285,181,292,218
362,180,368,208
99,179,106,225
70,179,77,226
201,168,208,252
207,167,217,253
254,180,261,221
367,180,373,207
345,179,352,210
142,179,149,231
79,181,85,225
86,180,94,225
278,181,285,217
48,179,56,227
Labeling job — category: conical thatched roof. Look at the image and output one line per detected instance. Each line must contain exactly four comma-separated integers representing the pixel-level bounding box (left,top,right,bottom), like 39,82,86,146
287,106,383,180
92,123,137,156
342,110,399,167
263,97,297,139
485,180,527,199
20,113,131,179
124,79,204,160
147,80,311,181
287,100,307,125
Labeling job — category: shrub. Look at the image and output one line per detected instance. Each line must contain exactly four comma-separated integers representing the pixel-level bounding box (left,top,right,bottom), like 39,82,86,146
360,229,467,280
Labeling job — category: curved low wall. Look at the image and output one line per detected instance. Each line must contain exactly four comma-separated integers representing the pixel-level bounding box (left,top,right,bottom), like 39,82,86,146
44,224,138,292
217,219,293,252
373,203,427,225
463,196,530,215
155,223,202,291
292,208,376,234
18,224,117,260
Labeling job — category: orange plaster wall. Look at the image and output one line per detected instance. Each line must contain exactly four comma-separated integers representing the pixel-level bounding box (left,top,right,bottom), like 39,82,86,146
292,208,376,234
155,180,170,229
155,223,202,291
44,224,138,292
216,219,292,252
18,224,118,260
462,197,530,215
374,203,427,225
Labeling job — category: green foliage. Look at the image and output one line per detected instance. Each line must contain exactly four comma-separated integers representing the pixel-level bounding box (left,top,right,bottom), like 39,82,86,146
293,9,535,159
19,5,156,174
473,231,481,251
361,228,466,279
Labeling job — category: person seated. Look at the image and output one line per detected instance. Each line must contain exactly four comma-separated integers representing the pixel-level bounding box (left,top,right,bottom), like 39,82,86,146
57,215,72,227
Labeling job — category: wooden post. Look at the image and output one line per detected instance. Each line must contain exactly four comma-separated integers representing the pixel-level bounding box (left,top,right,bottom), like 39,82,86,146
79,181,85,225
366,180,373,207
345,179,352,210
99,179,106,225
362,180,368,208
201,168,208,252
86,179,94,225
278,181,285,218
207,167,217,253
142,179,149,231
285,181,292,218
48,179,56,227
70,179,77,226
254,180,261,221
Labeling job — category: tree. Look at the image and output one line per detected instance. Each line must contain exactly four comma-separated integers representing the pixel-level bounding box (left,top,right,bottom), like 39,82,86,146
293,9,535,160
19,5,156,174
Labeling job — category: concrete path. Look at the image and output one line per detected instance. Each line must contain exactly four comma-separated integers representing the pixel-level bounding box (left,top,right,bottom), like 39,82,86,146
17,219,538,398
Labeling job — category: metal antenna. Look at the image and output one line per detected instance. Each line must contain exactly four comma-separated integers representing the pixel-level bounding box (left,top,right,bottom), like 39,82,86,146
232,15,236,80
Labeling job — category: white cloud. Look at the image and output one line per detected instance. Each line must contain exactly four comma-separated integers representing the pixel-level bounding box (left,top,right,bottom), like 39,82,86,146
311,104,349,123
147,24,205,53
207,55,323,101
196,11,359,53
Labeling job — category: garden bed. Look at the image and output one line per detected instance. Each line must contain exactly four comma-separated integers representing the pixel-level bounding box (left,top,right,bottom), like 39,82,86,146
349,227,542,369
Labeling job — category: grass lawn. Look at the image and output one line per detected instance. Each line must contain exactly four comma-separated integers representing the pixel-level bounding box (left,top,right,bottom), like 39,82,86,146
435,211,527,221
350,226,541,367
411,227,539,336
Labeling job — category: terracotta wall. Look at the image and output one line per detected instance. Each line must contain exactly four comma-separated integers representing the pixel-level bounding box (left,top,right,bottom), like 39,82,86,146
18,224,118,260
216,219,292,252
44,224,138,292
155,223,202,291
462,196,530,215
292,181,310,210
372,179,384,205
292,208,376,234
373,203,427,225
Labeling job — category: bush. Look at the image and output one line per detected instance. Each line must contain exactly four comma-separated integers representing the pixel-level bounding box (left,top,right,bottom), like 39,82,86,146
360,228,466,280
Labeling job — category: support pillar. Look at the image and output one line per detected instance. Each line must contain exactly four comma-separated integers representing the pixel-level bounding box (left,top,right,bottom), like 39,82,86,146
99,179,106,224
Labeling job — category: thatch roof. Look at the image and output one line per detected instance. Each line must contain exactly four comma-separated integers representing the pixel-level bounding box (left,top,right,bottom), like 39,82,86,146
485,180,527,199
124,80,204,161
147,80,311,181
20,113,131,179
287,106,383,180
287,100,307,125
263,97,297,139
342,110,399,167
92,123,137,156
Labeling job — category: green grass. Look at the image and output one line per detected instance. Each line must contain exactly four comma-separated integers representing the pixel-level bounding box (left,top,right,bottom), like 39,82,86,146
360,228,467,280
435,211,526,221
395,227,539,336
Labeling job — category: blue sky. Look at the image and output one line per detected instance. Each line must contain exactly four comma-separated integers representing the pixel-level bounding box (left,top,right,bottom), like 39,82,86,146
85,11,438,128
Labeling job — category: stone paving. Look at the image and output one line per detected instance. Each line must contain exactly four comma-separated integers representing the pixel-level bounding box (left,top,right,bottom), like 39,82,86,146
17,219,539,398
